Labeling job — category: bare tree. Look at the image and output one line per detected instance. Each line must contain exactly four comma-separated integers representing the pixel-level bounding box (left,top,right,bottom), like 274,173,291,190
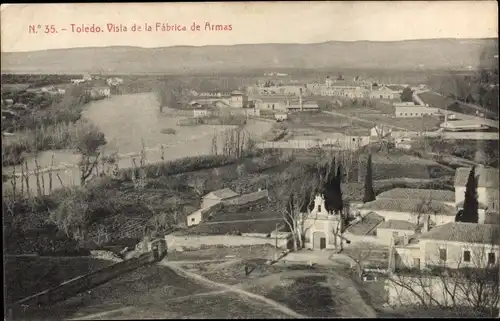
387,232,500,317
74,121,106,186
187,177,207,197
277,164,322,251
346,242,377,279
413,196,434,225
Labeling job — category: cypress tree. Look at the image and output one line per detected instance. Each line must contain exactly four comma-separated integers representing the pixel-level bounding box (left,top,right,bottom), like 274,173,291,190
363,154,376,203
332,165,344,214
458,167,479,223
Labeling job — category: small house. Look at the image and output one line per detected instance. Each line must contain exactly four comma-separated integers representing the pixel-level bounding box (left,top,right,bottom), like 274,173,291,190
275,113,288,122
193,109,210,118
359,198,456,226
369,85,399,100
390,222,500,270
376,220,417,245
201,188,239,209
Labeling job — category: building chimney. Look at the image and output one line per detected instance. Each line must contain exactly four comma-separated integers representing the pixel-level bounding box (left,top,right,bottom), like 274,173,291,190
423,214,430,233
299,88,303,111
403,235,409,246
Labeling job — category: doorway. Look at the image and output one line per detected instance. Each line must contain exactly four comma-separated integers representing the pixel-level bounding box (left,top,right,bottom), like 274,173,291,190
313,231,327,250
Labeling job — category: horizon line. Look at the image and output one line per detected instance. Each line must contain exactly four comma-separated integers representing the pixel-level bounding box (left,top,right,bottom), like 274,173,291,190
2,36,497,54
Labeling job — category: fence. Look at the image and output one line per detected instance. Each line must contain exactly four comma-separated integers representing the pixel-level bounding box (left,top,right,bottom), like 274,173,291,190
7,251,158,318
256,136,370,151
165,234,290,251
391,130,499,141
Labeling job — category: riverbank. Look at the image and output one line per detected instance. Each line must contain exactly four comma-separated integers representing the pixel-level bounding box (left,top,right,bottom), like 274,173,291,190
2,85,107,167
3,93,274,194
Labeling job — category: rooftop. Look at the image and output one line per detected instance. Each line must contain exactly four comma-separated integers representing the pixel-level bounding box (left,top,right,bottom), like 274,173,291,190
223,190,269,206
203,188,239,200
454,166,499,188
360,198,456,216
346,212,385,236
377,220,417,231
386,85,408,92
187,218,284,236
376,188,455,203
419,222,500,245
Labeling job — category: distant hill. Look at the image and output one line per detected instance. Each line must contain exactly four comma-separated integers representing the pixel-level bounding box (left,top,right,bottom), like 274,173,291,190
1,38,498,74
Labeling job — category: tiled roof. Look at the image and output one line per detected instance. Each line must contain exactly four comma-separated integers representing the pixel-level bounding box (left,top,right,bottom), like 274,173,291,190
377,220,417,231
187,218,284,235
360,198,456,216
454,166,499,188
223,190,269,206
419,222,500,245
204,188,239,200
377,188,455,203
386,85,407,92
347,212,385,235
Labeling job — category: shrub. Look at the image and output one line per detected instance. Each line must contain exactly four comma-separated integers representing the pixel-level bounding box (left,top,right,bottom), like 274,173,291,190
160,128,177,135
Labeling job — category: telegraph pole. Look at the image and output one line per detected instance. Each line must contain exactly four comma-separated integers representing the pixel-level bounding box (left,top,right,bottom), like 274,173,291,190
275,223,279,260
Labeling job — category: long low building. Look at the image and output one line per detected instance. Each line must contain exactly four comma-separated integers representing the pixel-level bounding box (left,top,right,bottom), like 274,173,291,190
440,120,492,131
394,105,441,118
255,97,319,112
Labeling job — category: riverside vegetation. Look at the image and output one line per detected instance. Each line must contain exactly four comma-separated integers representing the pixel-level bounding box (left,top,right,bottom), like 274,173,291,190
2,83,108,167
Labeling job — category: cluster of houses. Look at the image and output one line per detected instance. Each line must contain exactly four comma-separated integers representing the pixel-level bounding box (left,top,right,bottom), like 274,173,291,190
178,163,498,273
301,165,499,272
187,76,419,119
305,76,406,100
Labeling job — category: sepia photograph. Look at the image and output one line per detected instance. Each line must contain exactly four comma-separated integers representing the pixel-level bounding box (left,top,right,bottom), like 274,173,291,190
1,1,499,319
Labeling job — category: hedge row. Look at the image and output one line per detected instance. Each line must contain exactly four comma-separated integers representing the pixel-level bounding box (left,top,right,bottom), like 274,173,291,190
117,151,264,181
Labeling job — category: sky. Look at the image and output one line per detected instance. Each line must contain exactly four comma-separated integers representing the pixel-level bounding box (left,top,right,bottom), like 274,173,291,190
1,2,498,52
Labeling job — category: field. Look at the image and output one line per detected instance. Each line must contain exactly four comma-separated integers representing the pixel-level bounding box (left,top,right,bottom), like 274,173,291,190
284,111,373,138
4,256,114,303
20,263,289,320
177,256,379,318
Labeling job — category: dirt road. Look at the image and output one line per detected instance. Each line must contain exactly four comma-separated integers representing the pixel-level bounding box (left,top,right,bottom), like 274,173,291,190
161,260,307,319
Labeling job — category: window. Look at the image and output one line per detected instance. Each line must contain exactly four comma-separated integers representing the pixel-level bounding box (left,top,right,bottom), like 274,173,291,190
317,205,322,213
191,218,195,223
410,113,413,116
392,231,399,237
488,252,496,265
463,250,471,262
400,113,403,116
405,113,407,116
439,248,447,262
413,258,420,268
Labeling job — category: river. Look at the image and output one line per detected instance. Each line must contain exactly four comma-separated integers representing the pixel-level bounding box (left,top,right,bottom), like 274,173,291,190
3,92,273,194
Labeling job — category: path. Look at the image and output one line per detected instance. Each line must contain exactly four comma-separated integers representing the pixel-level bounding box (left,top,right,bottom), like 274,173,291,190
160,260,307,319
415,91,499,129
322,110,408,131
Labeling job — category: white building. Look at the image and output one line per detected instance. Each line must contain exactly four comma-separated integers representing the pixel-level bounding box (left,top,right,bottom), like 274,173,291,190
193,109,210,118
229,90,248,108
275,113,288,121
369,85,400,100
301,194,346,250
394,106,440,118
376,220,417,245
201,188,239,209
390,222,500,271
